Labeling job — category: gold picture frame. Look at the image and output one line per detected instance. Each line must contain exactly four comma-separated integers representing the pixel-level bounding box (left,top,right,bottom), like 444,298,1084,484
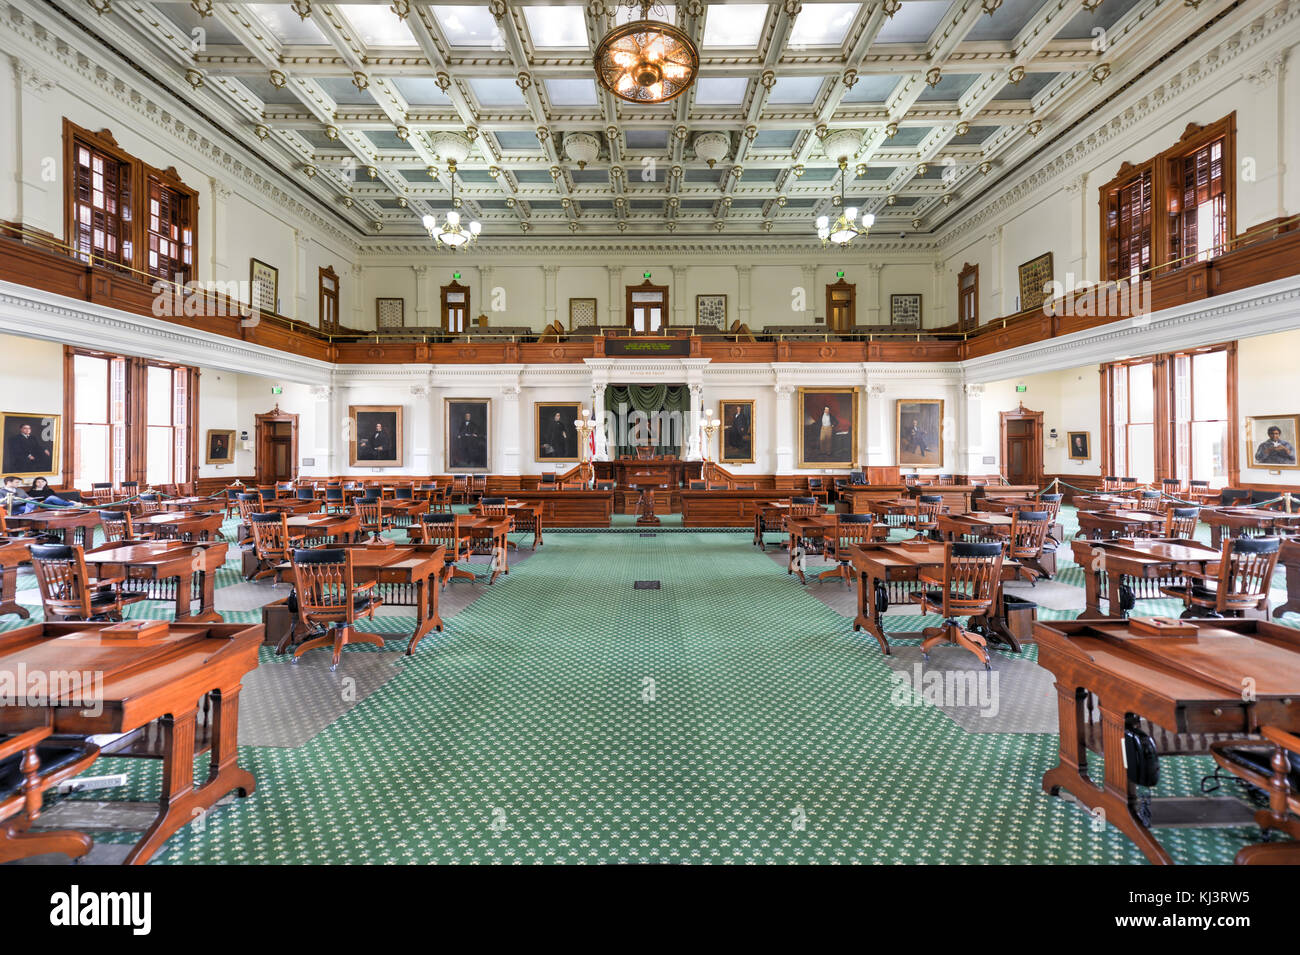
719,400,755,464
535,401,582,463
249,258,279,316
695,294,727,329
568,297,598,330
1246,414,1300,470
896,399,944,468
446,398,490,473
0,412,60,479
1018,252,1054,312
205,429,236,465
1066,430,1091,461
797,388,857,469
348,405,404,468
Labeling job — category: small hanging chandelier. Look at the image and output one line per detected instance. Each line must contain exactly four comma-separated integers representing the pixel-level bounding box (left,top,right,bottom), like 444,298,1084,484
816,159,874,246
594,0,699,105
422,160,480,249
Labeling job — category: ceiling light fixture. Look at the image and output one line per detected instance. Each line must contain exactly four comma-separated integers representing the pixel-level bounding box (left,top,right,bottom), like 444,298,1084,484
594,0,699,104
815,159,874,246
422,160,481,249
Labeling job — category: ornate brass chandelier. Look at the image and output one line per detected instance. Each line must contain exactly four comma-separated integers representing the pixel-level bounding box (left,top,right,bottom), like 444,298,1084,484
421,160,481,249
594,1,699,105
816,159,874,246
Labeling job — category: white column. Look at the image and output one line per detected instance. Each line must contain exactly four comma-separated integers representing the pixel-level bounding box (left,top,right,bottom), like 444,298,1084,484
607,266,622,326
963,382,985,477
987,226,1004,315
587,360,612,460
409,383,431,474
736,265,752,328
542,264,557,329
293,230,310,321
930,261,945,329
774,382,795,473
800,266,816,324
672,265,687,327
349,263,364,328
865,263,883,325
209,180,232,285
13,60,57,235
864,382,885,466
1065,175,1087,285
310,385,335,476
480,264,494,326
500,383,521,475
412,264,430,326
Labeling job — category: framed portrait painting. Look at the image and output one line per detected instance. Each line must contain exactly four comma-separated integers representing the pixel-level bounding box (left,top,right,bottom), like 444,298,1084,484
890,294,922,329
1018,252,1054,312
1066,431,1091,461
446,398,490,473
1246,414,1300,470
719,399,754,464
535,402,581,463
1,412,59,478
797,388,856,469
349,405,404,468
205,429,236,465
250,258,279,315
896,399,943,469
696,294,727,329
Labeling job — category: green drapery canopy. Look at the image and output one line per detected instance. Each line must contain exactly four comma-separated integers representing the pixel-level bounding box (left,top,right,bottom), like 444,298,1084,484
604,384,690,456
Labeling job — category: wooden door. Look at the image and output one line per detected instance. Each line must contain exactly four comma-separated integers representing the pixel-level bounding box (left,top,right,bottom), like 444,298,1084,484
999,404,1043,486
825,279,855,333
254,408,299,483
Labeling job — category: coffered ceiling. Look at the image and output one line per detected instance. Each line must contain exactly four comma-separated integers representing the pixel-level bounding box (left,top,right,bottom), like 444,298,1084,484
45,0,1237,242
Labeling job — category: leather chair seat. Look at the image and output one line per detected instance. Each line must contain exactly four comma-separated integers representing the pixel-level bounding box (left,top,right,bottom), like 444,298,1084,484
0,740,92,799
88,588,147,608
1160,583,1219,602
1216,743,1300,793
353,593,379,611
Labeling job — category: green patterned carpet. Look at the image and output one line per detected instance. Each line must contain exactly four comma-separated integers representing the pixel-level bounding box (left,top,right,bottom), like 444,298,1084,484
5,507,1297,864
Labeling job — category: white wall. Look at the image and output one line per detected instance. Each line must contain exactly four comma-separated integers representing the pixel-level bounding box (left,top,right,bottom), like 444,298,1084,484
980,365,1102,481
0,333,63,481
1238,328,1300,488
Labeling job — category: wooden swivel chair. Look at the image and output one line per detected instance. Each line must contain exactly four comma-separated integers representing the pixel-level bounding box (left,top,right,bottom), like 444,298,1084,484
1188,479,1217,504
1161,477,1185,499
96,509,147,547
1164,506,1200,538
137,492,165,515
1134,490,1164,512
911,541,1005,669
235,492,262,524
29,543,147,621
1209,727,1300,864
912,494,944,540
87,482,114,505
286,548,384,669
354,498,391,542
540,472,558,487
246,512,304,581
1101,475,1122,492
119,480,139,498
450,475,469,505
0,727,101,863
1159,536,1281,618
688,480,707,490
1120,477,1139,492
470,475,487,504
806,478,828,505
936,474,955,486
1007,509,1053,583
1038,492,1063,523
322,486,348,514
294,486,319,506
819,514,887,585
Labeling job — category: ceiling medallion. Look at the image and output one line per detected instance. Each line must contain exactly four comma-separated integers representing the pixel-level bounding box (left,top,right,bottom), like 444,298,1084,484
594,0,700,104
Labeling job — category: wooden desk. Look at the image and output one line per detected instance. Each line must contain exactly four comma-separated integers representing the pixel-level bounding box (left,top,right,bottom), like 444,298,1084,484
0,620,261,865
471,501,544,548
164,496,227,514
594,458,701,489
5,508,103,546
1070,493,1140,512
0,537,31,619
906,483,1037,512
440,517,512,585
631,481,661,526
286,512,362,543
870,497,949,531
785,514,837,583
1075,509,1168,540
82,541,229,623
835,485,908,514
937,511,1014,541
503,489,614,527
132,510,224,541
1068,537,1222,617
1036,617,1300,865
277,544,446,654
681,489,790,528
1201,507,1300,547
1275,538,1300,619
849,542,1026,654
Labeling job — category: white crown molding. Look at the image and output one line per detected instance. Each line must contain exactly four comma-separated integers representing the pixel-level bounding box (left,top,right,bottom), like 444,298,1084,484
934,0,1300,252
0,280,334,384
0,0,361,253
962,273,1300,382
354,235,942,259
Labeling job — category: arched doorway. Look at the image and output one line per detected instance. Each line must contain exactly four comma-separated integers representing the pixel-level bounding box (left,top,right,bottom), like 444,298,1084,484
255,406,299,484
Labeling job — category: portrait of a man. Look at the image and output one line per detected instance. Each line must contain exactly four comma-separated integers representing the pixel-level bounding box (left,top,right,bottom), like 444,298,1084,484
1067,431,1090,461
797,389,856,468
896,399,943,468
348,406,404,468
535,402,581,462
447,399,490,472
720,400,754,464
205,429,235,465
1249,415,1299,469
1,413,59,478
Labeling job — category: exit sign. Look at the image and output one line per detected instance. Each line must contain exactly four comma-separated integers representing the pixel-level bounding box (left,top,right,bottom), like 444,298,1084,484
1015,385,1027,393
643,272,652,279
836,270,844,278
453,272,461,280
271,386,283,395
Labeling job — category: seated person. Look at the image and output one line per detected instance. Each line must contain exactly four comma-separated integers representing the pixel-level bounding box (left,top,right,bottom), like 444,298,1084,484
2,475,80,514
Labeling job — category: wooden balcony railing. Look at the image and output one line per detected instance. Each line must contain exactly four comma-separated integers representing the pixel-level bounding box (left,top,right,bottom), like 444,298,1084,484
1,215,1297,366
